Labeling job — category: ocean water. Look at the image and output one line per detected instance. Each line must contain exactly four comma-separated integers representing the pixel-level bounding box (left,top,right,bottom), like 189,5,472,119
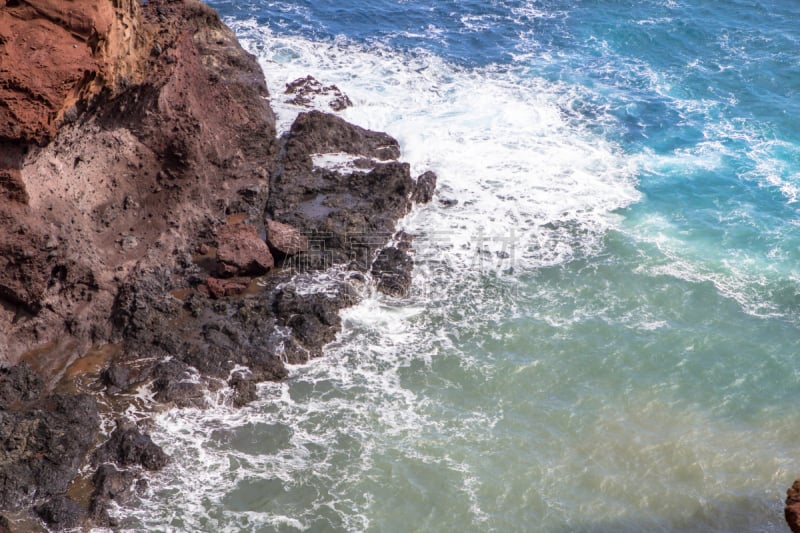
120,1,800,531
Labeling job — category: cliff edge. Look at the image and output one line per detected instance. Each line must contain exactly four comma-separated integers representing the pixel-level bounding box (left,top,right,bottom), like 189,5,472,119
0,0,433,529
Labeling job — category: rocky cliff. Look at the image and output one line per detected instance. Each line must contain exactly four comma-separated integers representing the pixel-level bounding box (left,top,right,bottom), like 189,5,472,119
0,0,433,529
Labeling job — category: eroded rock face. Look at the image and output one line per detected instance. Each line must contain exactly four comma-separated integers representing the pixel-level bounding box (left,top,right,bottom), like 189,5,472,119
0,0,438,527
0,0,276,367
0,388,100,510
0,0,142,145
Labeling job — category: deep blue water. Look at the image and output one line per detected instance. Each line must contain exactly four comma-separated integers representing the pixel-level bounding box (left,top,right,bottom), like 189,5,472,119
128,1,800,531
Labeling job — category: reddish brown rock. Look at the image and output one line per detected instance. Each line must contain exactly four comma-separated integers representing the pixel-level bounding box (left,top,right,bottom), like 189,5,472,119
0,0,143,145
206,277,248,299
266,219,309,256
786,480,800,533
0,0,276,366
216,223,274,276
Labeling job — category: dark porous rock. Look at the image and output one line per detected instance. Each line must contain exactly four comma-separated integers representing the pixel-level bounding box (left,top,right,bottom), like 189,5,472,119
412,170,437,204
229,374,258,407
285,75,353,112
101,363,131,392
283,111,400,173
265,219,309,257
206,276,248,299
439,197,459,207
89,464,138,527
372,246,414,297
0,393,99,510
0,361,44,405
271,115,416,269
150,360,207,409
273,284,357,356
34,496,82,531
786,480,800,533
216,223,274,277
0,515,9,533
93,420,169,471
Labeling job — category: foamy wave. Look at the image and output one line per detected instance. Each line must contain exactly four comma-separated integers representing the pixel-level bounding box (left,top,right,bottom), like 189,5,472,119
124,21,643,532
234,22,639,278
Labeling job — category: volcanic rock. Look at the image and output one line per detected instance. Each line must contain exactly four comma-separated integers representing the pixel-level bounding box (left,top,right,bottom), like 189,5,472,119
34,496,83,531
206,276,249,299
265,219,309,256
216,223,275,277
102,362,132,392
89,464,138,527
285,75,353,112
93,420,169,471
413,171,438,204
0,0,276,367
0,361,44,405
372,245,414,298
787,480,800,533
0,392,99,509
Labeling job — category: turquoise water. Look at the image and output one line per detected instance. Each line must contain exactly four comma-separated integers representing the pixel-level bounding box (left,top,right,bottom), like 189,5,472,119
123,1,800,531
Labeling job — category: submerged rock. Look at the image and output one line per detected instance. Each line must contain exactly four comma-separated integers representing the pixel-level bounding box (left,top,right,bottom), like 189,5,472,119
285,75,353,112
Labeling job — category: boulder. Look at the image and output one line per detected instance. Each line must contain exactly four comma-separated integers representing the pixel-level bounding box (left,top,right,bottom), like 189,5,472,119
372,246,414,297
102,363,132,392
412,171,437,203
229,374,258,407
216,223,274,277
285,75,353,112
265,219,309,256
89,464,138,527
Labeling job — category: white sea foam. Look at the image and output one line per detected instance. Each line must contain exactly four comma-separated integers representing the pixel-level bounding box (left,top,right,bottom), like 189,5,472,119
240,24,639,276
122,22,646,532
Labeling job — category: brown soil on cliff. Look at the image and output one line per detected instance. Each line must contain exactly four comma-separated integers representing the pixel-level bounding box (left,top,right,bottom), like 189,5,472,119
1,0,436,529
0,0,276,375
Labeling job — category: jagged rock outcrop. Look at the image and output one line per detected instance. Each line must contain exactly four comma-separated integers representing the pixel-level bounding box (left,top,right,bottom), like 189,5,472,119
0,0,275,369
285,75,353,111
0,0,437,527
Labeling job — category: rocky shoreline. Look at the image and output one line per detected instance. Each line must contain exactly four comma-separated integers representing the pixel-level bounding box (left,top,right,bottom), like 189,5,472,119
0,0,434,529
